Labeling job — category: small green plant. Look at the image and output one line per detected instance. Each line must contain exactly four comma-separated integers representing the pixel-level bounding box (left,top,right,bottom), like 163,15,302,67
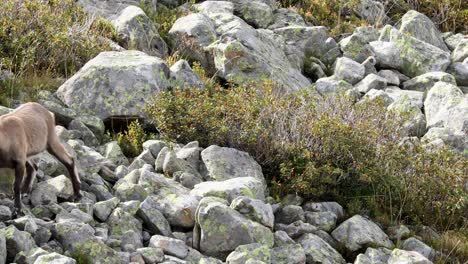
114,120,148,158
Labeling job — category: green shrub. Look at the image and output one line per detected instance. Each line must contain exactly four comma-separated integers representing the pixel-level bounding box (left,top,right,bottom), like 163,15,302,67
145,82,467,232
114,120,148,158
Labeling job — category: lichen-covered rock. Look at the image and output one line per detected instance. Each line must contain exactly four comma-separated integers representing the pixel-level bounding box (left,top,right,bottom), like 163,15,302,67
268,8,306,30
362,89,394,107
226,243,271,264
0,225,36,262
401,238,435,260
424,81,467,132
201,145,265,184
388,249,432,264
195,197,274,257
447,62,468,86
149,235,189,259
353,0,387,25
31,175,75,206
112,6,167,57
388,98,427,137
230,0,275,29
385,87,424,109
137,247,165,264
191,177,265,203
194,1,235,15
377,27,451,78
273,231,295,247
387,225,411,242
143,140,167,159
69,119,99,147
101,141,129,167
171,59,205,89
274,220,317,239
334,57,366,85
304,211,337,232
0,233,5,264
302,202,345,220
369,41,402,70
378,70,400,86
399,10,448,51
355,73,387,93
340,27,379,63
402,72,457,91
271,243,306,264
354,247,392,264
421,127,467,152
452,39,468,62
56,50,172,120
33,252,77,264
298,233,346,264
139,170,201,228
331,215,394,252
137,196,173,237
275,205,305,225
230,196,274,228
314,76,353,96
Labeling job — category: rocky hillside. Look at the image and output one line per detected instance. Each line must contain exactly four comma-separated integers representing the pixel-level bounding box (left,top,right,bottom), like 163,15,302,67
0,0,467,263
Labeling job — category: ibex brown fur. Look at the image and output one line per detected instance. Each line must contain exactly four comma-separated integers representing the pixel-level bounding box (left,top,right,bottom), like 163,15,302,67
0,102,81,217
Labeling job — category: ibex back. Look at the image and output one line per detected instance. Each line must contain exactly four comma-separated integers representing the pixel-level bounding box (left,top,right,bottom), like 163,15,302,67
0,102,81,217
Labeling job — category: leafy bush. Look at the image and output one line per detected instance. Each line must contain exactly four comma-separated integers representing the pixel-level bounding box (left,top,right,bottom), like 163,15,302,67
145,82,467,232
114,120,148,158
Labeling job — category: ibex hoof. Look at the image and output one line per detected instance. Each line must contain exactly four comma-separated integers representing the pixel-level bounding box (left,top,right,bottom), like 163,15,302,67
72,192,83,202
11,208,24,219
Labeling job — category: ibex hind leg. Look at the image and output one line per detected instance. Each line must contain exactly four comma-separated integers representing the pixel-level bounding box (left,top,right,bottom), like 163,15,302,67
12,161,26,218
21,161,36,196
47,139,82,201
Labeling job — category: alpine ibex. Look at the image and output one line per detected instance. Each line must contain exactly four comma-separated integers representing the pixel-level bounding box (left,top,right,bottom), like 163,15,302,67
0,102,81,217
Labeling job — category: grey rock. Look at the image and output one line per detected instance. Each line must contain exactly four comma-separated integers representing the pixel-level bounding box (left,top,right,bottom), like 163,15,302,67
137,196,173,237
388,249,432,264
353,0,387,25
271,243,306,264
225,243,271,264
275,205,305,225
443,32,465,50
424,81,467,132
143,140,167,159
102,141,129,167
0,225,36,262
304,211,337,232
274,220,317,239
314,76,353,96
385,87,424,109
421,127,467,152
369,41,402,70
447,62,468,86
399,10,448,51
137,247,165,264
334,57,366,85
31,175,75,206
195,197,274,257
355,73,387,93
268,8,306,30
56,50,171,120
171,60,205,89
298,233,346,264
302,202,345,219
93,197,120,222
0,205,11,221
340,27,379,63
273,231,295,247
331,215,394,252
362,89,394,107
112,5,167,57
191,177,265,203
149,235,189,259
354,247,392,264
401,237,435,260
387,225,411,242
201,145,264,184
452,39,468,62
378,70,400,86
69,119,99,147
402,72,456,91
230,196,274,228
33,252,77,264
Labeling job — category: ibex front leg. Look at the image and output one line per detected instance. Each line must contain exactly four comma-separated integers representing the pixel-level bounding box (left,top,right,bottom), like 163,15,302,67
12,160,25,218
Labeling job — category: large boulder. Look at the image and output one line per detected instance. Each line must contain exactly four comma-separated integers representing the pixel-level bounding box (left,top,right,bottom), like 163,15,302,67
191,177,265,203
112,5,167,57
354,247,392,264
331,215,394,252
372,27,451,77
298,233,346,264
0,225,36,262
138,170,201,228
424,81,467,133
333,57,365,85
201,146,265,185
30,175,75,206
195,197,274,257
388,249,432,264
402,72,457,92
399,10,448,51
56,50,171,120
230,196,274,228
